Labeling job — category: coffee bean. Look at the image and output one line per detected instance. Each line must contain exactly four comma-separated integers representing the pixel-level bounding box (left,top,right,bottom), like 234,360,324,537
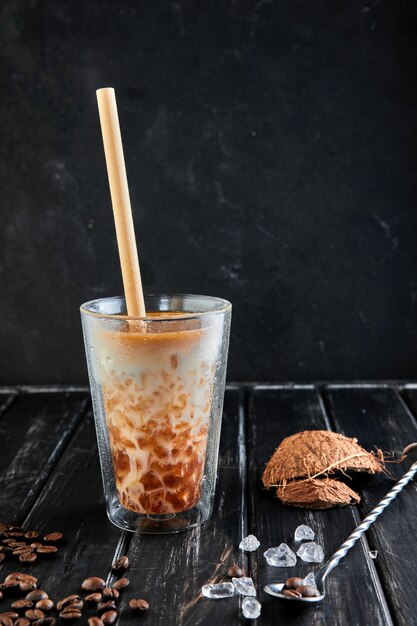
101,611,117,626
102,589,119,601
59,610,82,622
19,553,37,564
56,596,81,612
8,526,24,532
0,617,13,626
96,602,116,617
7,573,37,585
32,619,56,626
15,619,31,626
85,594,102,605
227,565,243,578
36,547,58,556
81,578,106,592
12,548,31,556
0,591,2,600
111,577,129,591
7,532,25,538
0,613,19,620
88,618,103,626
20,582,37,592
24,532,39,540
284,577,303,590
111,556,129,574
282,589,302,598
25,610,45,621
25,591,48,603
43,533,63,544
11,600,33,612
297,584,319,598
35,600,54,612
129,599,149,613
30,544,43,551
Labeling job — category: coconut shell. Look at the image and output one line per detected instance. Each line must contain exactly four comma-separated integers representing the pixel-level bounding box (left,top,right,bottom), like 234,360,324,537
276,477,361,509
262,430,383,488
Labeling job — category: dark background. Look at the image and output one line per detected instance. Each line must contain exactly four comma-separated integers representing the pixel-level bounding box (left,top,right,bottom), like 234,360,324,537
1,0,417,384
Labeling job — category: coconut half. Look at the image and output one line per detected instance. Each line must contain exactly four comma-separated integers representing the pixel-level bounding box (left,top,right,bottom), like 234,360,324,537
262,430,384,510
276,477,361,509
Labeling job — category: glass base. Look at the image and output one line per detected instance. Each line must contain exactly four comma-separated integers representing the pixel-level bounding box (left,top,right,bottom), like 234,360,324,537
106,498,209,534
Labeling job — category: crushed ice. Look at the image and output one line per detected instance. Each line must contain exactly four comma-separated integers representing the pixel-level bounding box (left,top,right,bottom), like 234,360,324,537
239,535,260,552
242,596,262,619
294,524,315,541
296,541,325,563
264,543,297,567
202,582,235,599
232,576,257,597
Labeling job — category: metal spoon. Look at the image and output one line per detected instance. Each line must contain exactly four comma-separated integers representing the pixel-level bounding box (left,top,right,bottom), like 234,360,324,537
264,443,417,604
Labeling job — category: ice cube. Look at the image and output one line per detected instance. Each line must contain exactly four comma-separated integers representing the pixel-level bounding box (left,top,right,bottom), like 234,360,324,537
263,543,297,567
369,550,378,559
202,582,235,599
232,576,256,597
296,542,325,563
302,572,317,587
242,596,261,619
294,524,315,541
239,535,260,552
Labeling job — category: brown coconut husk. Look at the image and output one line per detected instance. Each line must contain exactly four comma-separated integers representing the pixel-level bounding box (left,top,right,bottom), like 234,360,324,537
262,430,383,487
276,477,361,509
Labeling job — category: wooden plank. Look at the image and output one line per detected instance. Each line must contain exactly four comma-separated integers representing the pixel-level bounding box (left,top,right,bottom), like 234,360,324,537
0,391,17,416
0,404,123,600
248,387,392,626
0,391,89,521
114,387,247,626
326,386,417,626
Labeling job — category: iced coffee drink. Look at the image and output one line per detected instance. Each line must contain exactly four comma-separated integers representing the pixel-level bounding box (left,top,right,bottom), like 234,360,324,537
81,294,231,532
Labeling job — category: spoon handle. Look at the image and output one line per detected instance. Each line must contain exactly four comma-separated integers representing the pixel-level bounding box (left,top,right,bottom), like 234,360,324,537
315,460,417,587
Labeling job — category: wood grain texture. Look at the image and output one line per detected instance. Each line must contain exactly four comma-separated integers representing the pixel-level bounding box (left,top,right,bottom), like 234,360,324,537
326,386,417,626
248,387,392,626
0,391,89,521
114,387,248,626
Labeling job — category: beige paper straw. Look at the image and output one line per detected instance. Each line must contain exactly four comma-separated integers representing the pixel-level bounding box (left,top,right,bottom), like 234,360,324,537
96,87,146,317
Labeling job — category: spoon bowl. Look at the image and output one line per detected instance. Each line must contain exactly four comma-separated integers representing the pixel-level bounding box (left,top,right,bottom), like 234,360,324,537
264,582,325,603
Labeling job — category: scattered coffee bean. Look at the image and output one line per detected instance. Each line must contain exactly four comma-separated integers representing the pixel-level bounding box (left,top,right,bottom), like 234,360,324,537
85,594,102,605
7,532,25,538
43,533,63,544
15,619,31,626
25,609,45,621
0,613,19,620
88,618,103,626
284,577,303,590
11,600,33,612
19,582,37,593
24,532,39,540
35,600,54,612
19,553,37,564
227,565,243,578
32,619,56,626
59,610,82,622
25,592,48,603
56,596,81,612
111,556,129,574
111,577,129,591
29,544,43,551
129,599,149,613
102,588,119,601
101,611,117,626
8,574,37,585
96,602,116,616
297,584,319,598
36,547,58,556
0,617,13,626
282,589,302,598
81,578,106,592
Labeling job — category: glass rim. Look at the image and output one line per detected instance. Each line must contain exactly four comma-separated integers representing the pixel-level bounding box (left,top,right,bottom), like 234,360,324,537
80,293,232,321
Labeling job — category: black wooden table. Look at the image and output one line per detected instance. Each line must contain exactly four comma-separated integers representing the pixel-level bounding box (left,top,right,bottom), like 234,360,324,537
1,384,416,626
